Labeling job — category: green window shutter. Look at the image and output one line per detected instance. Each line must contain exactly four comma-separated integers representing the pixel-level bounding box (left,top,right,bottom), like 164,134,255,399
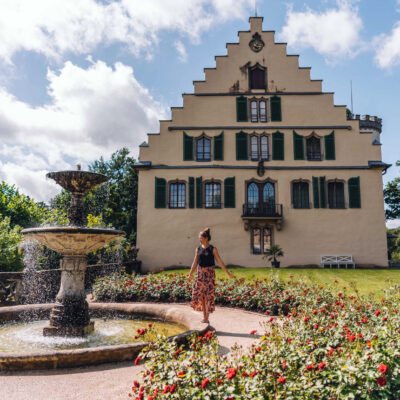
270,96,282,121
236,131,248,160
189,177,195,208
196,177,203,208
224,177,235,208
293,131,304,160
324,131,335,160
155,177,166,208
214,132,224,161
272,131,284,160
348,177,361,208
236,96,248,122
319,176,327,208
183,132,193,161
312,177,320,208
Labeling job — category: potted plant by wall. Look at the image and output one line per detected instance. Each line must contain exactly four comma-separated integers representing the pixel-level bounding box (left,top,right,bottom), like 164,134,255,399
263,245,284,268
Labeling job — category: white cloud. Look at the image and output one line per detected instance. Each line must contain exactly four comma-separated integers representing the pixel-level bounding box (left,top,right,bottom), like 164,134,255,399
387,219,400,229
0,59,167,202
0,161,60,202
174,40,188,63
279,0,363,61
374,23,400,69
0,0,253,63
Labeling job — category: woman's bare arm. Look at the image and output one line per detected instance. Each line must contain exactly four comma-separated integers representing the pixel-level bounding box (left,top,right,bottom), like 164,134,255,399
213,247,235,279
188,248,199,281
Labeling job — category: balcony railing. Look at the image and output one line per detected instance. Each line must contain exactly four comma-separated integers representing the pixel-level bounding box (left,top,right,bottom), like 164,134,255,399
242,203,283,218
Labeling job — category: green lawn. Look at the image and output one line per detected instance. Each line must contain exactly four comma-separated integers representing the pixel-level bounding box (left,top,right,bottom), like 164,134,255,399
160,268,400,299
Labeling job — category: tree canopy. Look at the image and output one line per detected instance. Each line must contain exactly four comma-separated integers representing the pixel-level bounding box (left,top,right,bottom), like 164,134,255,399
384,160,400,220
0,182,48,228
51,147,138,242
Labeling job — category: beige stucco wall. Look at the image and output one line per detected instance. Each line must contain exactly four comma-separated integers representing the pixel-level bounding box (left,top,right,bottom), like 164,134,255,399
137,168,388,271
136,17,388,271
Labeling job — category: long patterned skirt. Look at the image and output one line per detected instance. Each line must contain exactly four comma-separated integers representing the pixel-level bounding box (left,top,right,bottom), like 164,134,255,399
191,266,216,313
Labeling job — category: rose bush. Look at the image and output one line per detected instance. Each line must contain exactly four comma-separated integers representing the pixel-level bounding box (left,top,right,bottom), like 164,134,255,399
93,272,295,315
94,273,400,399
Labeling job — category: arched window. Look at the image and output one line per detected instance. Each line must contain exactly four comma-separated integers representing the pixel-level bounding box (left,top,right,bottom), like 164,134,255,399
259,100,267,122
263,182,275,204
205,182,221,208
260,136,268,160
292,181,309,209
328,181,345,209
246,181,276,216
250,100,258,122
306,136,321,161
247,182,259,211
196,136,211,161
169,182,186,208
249,65,266,89
250,135,259,160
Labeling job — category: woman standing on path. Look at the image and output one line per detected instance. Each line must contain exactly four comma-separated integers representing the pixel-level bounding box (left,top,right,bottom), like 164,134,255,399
188,228,235,323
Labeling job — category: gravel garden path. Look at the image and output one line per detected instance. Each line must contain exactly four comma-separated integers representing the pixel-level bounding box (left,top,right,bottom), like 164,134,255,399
0,303,271,400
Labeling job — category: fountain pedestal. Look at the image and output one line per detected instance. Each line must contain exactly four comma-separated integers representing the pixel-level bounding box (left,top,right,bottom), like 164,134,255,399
43,256,94,337
22,167,125,338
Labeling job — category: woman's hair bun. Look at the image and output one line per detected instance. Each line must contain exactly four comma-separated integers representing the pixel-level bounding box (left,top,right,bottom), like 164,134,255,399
201,227,211,240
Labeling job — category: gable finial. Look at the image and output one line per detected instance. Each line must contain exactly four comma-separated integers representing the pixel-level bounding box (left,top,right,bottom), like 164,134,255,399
254,0,258,17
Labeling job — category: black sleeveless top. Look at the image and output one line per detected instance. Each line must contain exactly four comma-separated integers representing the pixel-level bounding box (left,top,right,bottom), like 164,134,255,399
198,245,215,267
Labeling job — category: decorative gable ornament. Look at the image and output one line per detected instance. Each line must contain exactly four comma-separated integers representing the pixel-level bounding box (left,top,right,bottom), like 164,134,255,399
257,160,265,177
249,33,265,52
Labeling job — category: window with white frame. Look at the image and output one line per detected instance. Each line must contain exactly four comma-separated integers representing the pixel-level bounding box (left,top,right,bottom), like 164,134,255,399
250,100,258,122
251,226,272,254
328,181,345,209
205,182,221,208
196,136,211,161
249,99,267,123
259,100,267,122
169,182,186,208
248,134,269,161
260,135,268,160
250,135,259,160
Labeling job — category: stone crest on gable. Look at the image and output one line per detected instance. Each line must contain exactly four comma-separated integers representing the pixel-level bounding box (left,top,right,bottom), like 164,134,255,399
249,32,264,52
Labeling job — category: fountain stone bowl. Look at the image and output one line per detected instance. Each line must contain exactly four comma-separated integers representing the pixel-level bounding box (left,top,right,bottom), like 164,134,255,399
22,227,126,256
46,170,109,194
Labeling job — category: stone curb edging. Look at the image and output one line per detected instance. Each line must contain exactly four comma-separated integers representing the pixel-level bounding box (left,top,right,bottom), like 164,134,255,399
0,303,209,371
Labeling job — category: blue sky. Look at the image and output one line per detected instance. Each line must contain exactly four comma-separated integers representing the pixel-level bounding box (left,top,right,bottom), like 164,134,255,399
0,0,399,226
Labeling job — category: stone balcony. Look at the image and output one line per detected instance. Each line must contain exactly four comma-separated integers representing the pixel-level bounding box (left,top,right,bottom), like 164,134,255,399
241,203,283,231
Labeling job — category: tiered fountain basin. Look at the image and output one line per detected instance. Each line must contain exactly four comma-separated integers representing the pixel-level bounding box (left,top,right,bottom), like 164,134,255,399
0,302,209,371
22,227,125,255
22,226,126,337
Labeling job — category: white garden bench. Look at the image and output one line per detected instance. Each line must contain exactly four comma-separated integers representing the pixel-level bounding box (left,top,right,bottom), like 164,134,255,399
320,255,355,269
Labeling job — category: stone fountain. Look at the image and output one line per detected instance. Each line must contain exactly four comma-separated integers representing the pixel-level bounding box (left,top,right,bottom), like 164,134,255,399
22,166,125,337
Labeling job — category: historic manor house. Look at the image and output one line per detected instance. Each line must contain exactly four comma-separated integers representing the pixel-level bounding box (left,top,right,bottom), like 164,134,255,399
135,17,390,272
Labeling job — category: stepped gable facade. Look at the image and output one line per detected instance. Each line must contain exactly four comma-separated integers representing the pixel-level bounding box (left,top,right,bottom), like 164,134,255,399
135,17,390,271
